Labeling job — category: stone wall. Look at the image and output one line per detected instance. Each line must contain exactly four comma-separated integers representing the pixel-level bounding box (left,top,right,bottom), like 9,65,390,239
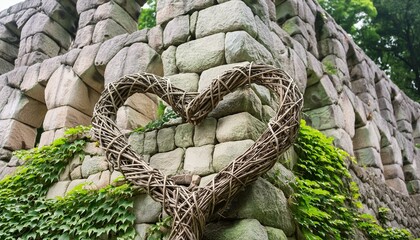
0,0,420,238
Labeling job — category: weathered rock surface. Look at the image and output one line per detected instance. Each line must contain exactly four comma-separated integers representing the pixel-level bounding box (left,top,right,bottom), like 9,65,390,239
203,219,268,240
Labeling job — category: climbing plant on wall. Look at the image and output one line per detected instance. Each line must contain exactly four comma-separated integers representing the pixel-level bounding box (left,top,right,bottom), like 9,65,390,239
0,126,136,239
292,120,411,240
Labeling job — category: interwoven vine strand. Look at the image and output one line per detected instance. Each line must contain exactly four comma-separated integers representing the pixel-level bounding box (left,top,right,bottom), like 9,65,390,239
91,64,303,239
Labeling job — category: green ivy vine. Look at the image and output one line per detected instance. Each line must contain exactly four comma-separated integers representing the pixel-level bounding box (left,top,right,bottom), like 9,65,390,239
133,101,179,133
0,126,136,239
292,120,412,240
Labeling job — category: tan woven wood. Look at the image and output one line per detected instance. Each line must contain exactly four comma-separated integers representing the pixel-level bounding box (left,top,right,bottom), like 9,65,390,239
91,63,303,239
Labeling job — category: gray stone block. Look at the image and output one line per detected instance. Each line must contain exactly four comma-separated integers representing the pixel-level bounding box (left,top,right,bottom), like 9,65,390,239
403,164,420,181
163,15,189,47
225,178,296,236
198,62,249,92
110,170,125,186
381,138,403,166
251,83,271,105
147,25,163,52
38,56,61,85
162,46,178,76
70,165,82,180
123,42,163,76
265,227,287,240
7,67,27,88
78,9,95,28
305,104,345,131
176,33,225,73
134,224,151,240
124,29,148,46
167,73,199,92
87,170,111,190
104,47,127,84
0,39,18,62
94,1,137,33
0,88,46,128
134,194,162,223
0,58,14,75
213,140,254,172
383,164,404,180
194,118,217,147
61,49,82,67
225,31,273,65
196,0,257,39
129,132,145,155
21,13,72,49
199,173,217,187
306,52,324,87
354,147,383,170
407,180,420,194
216,112,266,143
203,219,269,240
73,43,103,93
0,119,37,150
264,162,296,198
83,142,105,156
157,127,175,152
353,121,381,151
319,38,346,60
81,155,109,178
386,178,408,195
116,106,152,130
43,106,91,131
46,181,70,199
143,130,158,155
42,0,77,33
303,75,338,110
149,148,184,176
20,64,45,103
95,34,127,75
73,25,94,48
92,19,127,44
322,128,354,156
45,65,100,116
339,91,356,138
209,88,263,120
175,123,194,148
77,0,108,13
184,145,214,176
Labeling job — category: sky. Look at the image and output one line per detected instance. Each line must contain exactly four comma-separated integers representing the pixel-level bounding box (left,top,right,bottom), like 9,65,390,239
0,0,24,11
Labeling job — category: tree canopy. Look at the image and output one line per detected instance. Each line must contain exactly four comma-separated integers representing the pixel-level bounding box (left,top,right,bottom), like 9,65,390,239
138,0,156,30
319,0,420,101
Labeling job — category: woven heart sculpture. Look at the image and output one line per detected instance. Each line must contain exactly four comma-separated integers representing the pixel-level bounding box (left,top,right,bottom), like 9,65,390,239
91,64,303,239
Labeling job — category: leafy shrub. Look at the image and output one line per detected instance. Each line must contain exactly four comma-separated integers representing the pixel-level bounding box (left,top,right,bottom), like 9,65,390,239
292,121,412,240
0,126,136,239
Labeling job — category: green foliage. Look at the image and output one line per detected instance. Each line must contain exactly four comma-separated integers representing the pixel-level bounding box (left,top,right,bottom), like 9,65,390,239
0,126,136,239
318,0,377,35
323,61,338,75
357,213,411,240
319,0,420,101
63,125,92,137
292,120,356,239
378,207,390,223
134,101,179,133
147,216,172,240
292,120,412,240
138,0,156,30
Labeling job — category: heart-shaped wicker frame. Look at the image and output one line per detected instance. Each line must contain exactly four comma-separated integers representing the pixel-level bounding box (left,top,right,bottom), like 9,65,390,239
91,64,303,239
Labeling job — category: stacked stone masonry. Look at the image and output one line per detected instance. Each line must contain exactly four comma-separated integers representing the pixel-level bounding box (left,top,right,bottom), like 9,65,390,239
0,0,419,238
